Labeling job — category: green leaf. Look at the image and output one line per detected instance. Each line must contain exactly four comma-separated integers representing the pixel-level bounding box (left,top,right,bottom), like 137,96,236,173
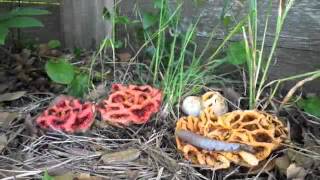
48,40,61,49
114,16,130,24
0,27,9,45
103,7,112,20
0,13,13,21
45,59,75,84
42,170,54,180
3,17,44,28
114,40,123,49
193,0,206,7
69,73,90,98
142,12,158,29
154,0,163,8
297,96,320,118
73,48,82,59
223,15,232,27
226,41,247,65
10,7,50,16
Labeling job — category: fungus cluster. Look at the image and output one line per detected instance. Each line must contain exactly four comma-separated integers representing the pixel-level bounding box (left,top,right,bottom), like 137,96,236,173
36,84,162,132
36,96,95,133
175,108,288,169
98,84,162,126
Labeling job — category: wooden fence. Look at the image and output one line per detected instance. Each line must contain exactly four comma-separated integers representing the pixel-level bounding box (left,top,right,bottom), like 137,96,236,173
1,0,319,92
119,0,320,93
0,0,113,49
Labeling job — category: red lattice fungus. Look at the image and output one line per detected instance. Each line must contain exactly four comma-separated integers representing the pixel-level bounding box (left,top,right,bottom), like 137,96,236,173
98,84,162,126
36,96,95,133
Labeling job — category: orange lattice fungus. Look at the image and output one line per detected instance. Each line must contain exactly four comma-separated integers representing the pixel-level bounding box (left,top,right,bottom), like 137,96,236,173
175,108,288,169
36,96,95,133
98,84,162,126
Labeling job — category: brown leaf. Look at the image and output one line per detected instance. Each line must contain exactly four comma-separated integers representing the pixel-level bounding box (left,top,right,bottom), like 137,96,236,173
21,49,32,60
286,163,307,180
101,148,141,163
86,83,107,101
76,173,103,180
118,52,132,62
0,91,26,102
38,43,49,56
0,84,9,93
126,170,139,180
287,148,318,169
54,172,74,180
222,87,241,108
24,114,38,136
0,134,7,151
275,155,291,175
0,112,18,127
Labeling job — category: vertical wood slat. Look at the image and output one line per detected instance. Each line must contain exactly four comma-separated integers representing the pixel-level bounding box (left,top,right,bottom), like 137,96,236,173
61,0,113,50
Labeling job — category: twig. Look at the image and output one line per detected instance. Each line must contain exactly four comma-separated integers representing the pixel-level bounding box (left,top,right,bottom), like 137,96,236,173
279,73,320,111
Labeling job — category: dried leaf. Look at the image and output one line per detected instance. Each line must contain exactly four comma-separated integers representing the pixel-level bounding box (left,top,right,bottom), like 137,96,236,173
222,87,241,107
287,149,317,169
76,173,103,180
126,170,139,180
101,148,141,163
0,112,18,127
24,114,38,136
118,52,131,62
86,83,107,100
0,84,9,93
247,159,276,174
286,163,307,180
275,155,291,175
0,91,26,102
54,172,74,180
0,134,7,151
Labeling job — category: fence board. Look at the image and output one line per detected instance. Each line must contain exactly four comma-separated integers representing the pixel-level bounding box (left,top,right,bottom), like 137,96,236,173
60,0,113,49
119,0,320,93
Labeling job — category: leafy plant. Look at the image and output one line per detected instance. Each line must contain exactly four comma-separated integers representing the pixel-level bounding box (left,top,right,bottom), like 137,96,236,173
297,96,320,118
226,41,247,65
45,59,74,84
240,0,300,109
48,40,61,49
0,7,50,45
42,170,54,180
45,59,90,98
221,0,320,110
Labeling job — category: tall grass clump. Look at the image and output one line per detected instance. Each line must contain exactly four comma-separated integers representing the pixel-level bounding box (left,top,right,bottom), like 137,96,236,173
141,0,246,115
241,0,320,109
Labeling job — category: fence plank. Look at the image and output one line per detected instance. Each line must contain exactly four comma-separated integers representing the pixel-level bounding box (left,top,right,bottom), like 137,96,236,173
60,0,113,49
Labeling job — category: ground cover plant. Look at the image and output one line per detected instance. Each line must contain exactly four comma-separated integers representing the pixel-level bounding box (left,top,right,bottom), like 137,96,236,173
0,0,320,179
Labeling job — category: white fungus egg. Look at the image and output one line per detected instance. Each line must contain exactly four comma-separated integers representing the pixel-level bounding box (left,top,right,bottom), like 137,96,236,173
181,96,202,116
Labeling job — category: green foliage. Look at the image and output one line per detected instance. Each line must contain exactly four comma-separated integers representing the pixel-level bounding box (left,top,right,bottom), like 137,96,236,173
135,0,244,110
226,41,247,65
142,12,158,29
241,0,296,109
45,59,75,84
0,27,9,44
73,47,82,59
48,40,61,49
42,170,54,180
45,59,90,98
297,96,320,118
0,7,50,45
69,73,89,97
